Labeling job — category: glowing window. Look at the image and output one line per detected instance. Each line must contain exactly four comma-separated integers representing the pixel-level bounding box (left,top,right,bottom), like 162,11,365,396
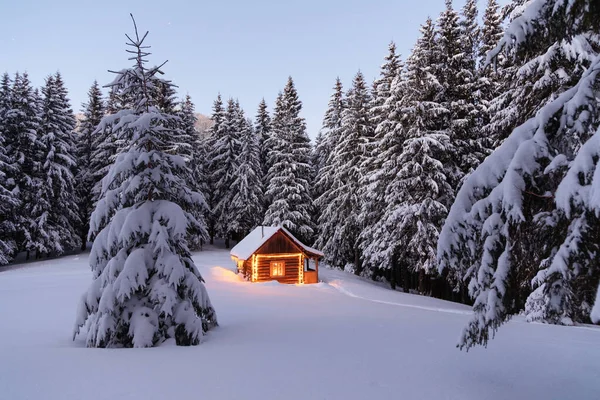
270,261,285,277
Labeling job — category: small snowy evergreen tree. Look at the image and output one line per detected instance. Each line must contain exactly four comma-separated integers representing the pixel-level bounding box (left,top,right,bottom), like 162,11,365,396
263,77,314,243
73,17,217,348
75,81,105,250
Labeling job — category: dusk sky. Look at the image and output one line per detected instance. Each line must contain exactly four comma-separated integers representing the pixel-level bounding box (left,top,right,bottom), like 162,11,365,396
1,0,506,138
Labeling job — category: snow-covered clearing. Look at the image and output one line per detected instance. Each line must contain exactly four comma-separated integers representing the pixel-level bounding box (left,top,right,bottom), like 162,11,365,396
0,247,599,400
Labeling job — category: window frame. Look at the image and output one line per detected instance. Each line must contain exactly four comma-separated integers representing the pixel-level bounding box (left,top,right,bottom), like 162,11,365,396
270,260,285,277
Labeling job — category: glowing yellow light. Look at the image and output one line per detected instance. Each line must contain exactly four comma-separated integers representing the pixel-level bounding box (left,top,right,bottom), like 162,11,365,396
255,253,303,259
251,254,258,282
298,254,304,284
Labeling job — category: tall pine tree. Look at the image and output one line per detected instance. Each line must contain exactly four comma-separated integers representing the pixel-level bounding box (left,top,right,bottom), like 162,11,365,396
75,81,105,250
37,72,80,256
211,98,242,248
230,109,264,238
0,73,19,264
314,78,345,214
263,77,314,243
254,98,271,184
204,94,226,244
316,72,373,272
4,73,45,259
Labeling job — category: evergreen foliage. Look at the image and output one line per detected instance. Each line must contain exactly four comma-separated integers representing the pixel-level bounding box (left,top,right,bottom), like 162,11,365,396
75,81,105,250
438,0,600,350
263,77,314,243
73,17,217,348
37,72,80,255
316,72,373,271
0,73,19,264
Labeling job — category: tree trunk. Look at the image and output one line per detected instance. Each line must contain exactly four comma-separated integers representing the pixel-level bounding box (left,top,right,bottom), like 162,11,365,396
225,237,230,249
354,251,361,276
418,269,426,294
209,235,214,245
390,259,397,290
401,264,410,293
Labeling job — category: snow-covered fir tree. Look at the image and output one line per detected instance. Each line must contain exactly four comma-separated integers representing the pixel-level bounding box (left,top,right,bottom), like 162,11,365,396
478,0,505,132
437,0,483,186
229,109,263,238
75,81,105,250
263,77,314,243
211,98,242,248
316,72,373,272
90,87,122,204
204,94,226,244
358,44,404,271
438,0,600,350
363,17,451,291
4,73,45,259
254,98,271,183
177,94,206,250
73,18,217,348
36,72,80,256
154,81,177,114
313,78,345,214
0,73,19,264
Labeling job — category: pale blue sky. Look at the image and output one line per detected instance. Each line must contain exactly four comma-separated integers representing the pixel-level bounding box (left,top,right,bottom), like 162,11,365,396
1,0,505,138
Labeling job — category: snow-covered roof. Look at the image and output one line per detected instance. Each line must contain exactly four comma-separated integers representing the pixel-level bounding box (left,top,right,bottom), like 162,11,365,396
230,226,324,261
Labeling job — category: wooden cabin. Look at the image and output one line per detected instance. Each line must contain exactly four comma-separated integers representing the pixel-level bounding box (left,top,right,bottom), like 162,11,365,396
230,226,324,284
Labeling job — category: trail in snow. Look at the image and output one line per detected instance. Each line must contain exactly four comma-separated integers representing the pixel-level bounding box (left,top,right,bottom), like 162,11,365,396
327,280,472,315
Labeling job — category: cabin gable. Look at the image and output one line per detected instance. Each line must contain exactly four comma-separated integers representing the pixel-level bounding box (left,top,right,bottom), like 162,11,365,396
254,231,303,256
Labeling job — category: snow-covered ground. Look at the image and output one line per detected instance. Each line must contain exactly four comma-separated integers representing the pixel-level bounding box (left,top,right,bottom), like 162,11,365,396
1,247,599,400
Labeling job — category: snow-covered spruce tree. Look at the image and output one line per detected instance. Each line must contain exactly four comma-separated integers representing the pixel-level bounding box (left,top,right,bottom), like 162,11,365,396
204,94,226,244
37,72,80,256
358,44,404,274
73,18,217,348
313,78,345,217
75,81,105,250
363,17,451,292
4,73,45,259
177,94,208,250
263,77,314,243
316,72,373,272
211,98,242,248
154,80,177,114
229,110,263,238
90,88,122,204
437,0,483,186
438,0,600,350
478,0,505,132
0,73,19,264
254,98,271,183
